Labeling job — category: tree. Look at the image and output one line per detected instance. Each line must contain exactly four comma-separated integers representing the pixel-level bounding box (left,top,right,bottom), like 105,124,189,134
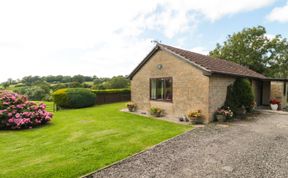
72,75,85,83
105,75,130,89
210,26,288,78
22,76,42,86
2,82,10,89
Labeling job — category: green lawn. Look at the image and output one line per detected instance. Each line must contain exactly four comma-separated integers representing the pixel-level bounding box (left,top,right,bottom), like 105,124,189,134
0,102,191,178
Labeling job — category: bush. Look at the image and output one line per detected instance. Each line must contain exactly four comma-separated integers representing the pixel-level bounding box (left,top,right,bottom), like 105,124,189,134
126,102,137,112
225,78,255,112
52,88,96,108
187,110,204,124
13,85,51,101
150,107,164,117
0,91,53,129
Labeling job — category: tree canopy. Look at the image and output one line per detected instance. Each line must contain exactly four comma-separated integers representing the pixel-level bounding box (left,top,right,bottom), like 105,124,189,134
209,26,288,78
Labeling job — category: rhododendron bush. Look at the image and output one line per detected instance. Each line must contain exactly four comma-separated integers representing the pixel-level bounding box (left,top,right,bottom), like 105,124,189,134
0,91,53,129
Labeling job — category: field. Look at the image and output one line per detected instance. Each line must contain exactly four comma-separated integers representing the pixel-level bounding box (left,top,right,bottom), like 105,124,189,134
0,102,191,178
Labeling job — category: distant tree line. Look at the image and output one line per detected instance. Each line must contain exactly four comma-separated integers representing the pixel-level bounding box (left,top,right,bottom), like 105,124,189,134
0,75,130,101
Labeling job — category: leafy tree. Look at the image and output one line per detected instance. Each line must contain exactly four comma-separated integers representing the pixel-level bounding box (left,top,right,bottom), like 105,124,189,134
210,26,288,78
22,76,42,86
108,75,130,89
2,82,10,89
62,76,72,83
72,75,85,83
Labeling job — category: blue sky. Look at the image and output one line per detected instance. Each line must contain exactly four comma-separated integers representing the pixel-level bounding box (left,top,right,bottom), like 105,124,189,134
0,0,288,82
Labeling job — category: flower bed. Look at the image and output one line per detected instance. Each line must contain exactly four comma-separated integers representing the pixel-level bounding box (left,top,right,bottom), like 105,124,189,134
0,91,53,129
215,106,234,122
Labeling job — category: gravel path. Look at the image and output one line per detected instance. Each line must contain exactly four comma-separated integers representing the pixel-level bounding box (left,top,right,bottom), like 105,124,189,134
86,111,288,178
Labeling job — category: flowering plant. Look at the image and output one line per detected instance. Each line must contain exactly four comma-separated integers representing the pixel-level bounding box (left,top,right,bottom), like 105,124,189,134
187,110,203,124
187,110,201,118
270,99,280,105
215,106,233,118
126,102,137,112
150,107,164,117
0,91,53,129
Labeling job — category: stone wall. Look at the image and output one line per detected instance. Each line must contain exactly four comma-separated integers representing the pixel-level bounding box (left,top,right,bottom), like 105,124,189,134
271,81,287,108
208,76,235,121
131,49,210,122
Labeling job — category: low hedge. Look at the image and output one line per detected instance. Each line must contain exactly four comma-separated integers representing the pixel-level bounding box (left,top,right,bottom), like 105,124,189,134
52,88,96,108
91,88,130,95
91,88,131,104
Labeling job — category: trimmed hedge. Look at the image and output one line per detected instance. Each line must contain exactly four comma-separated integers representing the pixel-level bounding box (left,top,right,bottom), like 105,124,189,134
52,88,96,108
91,88,131,104
91,88,130,95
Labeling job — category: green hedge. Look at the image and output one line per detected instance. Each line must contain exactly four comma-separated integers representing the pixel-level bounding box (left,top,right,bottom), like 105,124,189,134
52,88,96,108
91,88,130,95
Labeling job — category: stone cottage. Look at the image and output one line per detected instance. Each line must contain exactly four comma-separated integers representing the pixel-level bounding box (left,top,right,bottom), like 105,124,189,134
128,43,288,122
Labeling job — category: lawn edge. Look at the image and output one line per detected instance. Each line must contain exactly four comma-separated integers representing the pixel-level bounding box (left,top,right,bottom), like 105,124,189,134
80,128,193,178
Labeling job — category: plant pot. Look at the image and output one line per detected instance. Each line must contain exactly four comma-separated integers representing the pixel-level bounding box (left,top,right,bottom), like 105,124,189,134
154,113,162,117
190,117,203,124
216,114,226,122
128,107,135,112
270,104,278,111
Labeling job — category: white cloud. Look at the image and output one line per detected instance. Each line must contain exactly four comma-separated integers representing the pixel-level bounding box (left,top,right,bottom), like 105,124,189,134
267,2,288,23
159,0,275,21
191,47,209,55
0,0,276,82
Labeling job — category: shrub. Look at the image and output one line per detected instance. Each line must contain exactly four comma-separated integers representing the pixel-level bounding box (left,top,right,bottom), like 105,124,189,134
150,107,164,117
270,99,280,105
126,102,137,112
0,91,53,129
187,110,204,124
225,78,255,112
215,106,234,119
13,85,51,101
52,88,96,108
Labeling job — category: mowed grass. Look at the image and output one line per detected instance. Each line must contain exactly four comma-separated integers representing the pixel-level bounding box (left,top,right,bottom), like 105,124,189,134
0,102,191,178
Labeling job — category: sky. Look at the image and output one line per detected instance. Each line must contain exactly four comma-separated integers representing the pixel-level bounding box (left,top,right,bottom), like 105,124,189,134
0,0,288,82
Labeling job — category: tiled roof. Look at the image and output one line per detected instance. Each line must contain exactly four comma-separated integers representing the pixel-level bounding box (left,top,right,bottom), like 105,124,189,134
160,44,267,79
128,43,267,79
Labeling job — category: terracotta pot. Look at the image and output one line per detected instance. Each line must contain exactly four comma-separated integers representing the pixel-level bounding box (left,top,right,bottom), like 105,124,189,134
270,104,278,111
190,117,203,124
216,114,226,122
128,107,135,112
154,112,162,117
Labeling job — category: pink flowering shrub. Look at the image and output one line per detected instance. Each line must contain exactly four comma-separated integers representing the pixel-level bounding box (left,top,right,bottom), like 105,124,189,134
0,91,53,129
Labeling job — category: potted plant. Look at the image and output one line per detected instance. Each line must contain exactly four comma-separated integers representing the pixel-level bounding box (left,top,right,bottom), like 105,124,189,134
270,99,279,111
126,102,137,112
215,106,233,122
187,110,203,124
150,107,164,117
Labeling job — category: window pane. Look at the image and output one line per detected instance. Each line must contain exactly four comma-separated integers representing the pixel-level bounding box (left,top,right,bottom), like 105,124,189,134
156,79,164,99
164,78,172,100
151,79,156,99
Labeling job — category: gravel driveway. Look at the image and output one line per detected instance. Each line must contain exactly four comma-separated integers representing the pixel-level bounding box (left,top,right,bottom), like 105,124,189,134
86,111,288,178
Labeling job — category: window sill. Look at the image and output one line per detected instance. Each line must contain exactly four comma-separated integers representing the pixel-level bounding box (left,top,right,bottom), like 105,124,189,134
150,99,173,103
